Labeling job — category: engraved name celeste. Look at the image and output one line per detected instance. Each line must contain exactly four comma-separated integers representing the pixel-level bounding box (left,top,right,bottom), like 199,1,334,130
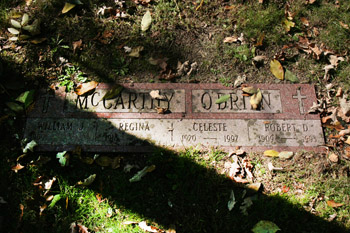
61,89,275,112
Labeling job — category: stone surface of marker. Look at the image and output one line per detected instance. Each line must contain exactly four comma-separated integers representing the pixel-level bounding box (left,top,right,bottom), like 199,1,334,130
24,83,324,152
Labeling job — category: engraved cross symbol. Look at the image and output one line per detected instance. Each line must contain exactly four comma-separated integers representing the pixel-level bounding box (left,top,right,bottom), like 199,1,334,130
293,89,306,114
40,92,54,113
167,123,174,141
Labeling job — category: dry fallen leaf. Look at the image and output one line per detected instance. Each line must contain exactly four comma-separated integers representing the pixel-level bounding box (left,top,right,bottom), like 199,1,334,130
246,183,261,192
11,163,24,173
264,150,279,157
150,90,166,100
75,81,98,95
339,21,349,30
72,39,82,54
270,59,284,80
141,11,152,31
155,107,168,114
242,86,258,95
138,221,164,233
223,36,238,43
328,153,339,163
300,17,309,26
250,89,262,110
327,200,344,208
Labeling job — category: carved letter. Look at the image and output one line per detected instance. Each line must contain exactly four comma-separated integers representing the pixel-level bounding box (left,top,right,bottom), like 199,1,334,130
201,92,212,110
76,95,88,109
91,92,100,107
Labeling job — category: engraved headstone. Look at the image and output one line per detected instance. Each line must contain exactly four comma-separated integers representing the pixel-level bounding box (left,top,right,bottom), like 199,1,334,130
24,83,324,152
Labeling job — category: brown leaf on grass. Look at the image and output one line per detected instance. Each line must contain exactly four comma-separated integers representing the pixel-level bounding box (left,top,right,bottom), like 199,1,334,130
254,33,264,47
327,200,344,208
99,30,114,44
328,153,339,163
70,222,90,233
300,17,309,26
72,39,82,54
11,163,24,173
133,0,151,6
305,0,316,4
344,137,350,145
270,59,284,80
223,36,238,43
336,87,343,97
340,21,349,30
139,221,164,233
75,81,98,96
258,0,264,3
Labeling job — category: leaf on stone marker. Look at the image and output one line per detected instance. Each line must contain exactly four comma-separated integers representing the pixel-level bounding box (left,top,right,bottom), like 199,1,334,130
138,221,162,233
252,220,281,233
6,102,23,112
250,89,262,110
216,94,230,104
141,10,152,31
285,69,299,83
227,190,236,211
77,174,96,186
30,38,47,44
327,200,344,208
102,85,123,100
155,107,167,114
48,194,62,208
150,90,166,100
247,182,262,192
264,150,279,157
278,151,294,160
270,59,284,80
129,165,155,182
11,163,24,173
21,13,29,26
95,156,112,167
8,27,20,35
62,3,76,14
75,81,98,95
242,86,258,95
128,46,144,58
283,19,295,32
56,151,69,167
16,90,35,108
23,140,37,153
11,19,21,29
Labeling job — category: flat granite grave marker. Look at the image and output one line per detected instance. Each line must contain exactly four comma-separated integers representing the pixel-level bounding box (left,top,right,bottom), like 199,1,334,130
24,83,325,152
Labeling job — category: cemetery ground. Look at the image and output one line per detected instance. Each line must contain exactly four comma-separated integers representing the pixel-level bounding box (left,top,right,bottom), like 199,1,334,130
1,0,350,232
